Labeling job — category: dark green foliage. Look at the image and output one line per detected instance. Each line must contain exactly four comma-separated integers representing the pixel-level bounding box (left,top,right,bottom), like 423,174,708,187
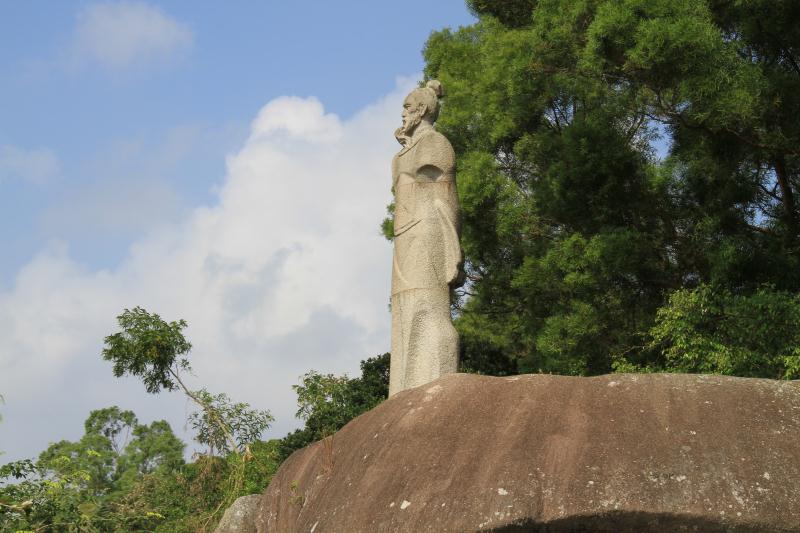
241,440,281,495
103,307,192,394
1,352,387,531
421,0,800,378
357,353,390,399
276,428,315,464
467,0,538,28
83,406,137,451
0,308,279,531
380,202,395,240
108,454,231,533
641,284,800,379
277,353,389,462
119,420,186,477
0,407,186,532
0,407,282,532
77,440,281,533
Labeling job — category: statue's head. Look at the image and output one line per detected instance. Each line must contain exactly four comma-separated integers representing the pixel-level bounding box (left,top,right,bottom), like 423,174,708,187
397,80,443,145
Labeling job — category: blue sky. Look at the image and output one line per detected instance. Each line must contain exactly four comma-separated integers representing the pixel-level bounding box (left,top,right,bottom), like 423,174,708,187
0,1,476,461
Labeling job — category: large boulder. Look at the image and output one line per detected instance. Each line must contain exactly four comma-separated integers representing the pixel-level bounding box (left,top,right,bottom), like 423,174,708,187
257,373,800,532
215,494,261,533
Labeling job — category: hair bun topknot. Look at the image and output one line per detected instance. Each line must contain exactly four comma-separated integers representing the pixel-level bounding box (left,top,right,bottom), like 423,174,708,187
426,79,443,98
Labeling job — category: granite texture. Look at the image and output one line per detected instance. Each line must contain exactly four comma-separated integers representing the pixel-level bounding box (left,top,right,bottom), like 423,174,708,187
214,494,261,533
389,80,462,397
256,373,800,532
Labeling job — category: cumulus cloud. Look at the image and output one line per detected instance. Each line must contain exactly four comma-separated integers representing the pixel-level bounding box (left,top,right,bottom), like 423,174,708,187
69,1,192,71
0,78,414,460
0,145,60,185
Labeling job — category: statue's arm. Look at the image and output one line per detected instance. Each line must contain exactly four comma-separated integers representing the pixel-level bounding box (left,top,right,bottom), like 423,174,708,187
419,131,461,285
417,164,444,182
413,132,455,183
434,197,462,286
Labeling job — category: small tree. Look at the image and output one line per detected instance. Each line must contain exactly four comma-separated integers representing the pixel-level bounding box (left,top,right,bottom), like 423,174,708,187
102,307,272,456
188,390,274,455
103,307,192,395
278,354,389,461
102,307,273,525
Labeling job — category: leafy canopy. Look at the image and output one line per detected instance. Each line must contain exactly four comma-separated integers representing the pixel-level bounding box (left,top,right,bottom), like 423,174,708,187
278,353,389,462
102,306,192,394
102,307,272,456
188,390,274,455
419,0,800,378
0,407,185,532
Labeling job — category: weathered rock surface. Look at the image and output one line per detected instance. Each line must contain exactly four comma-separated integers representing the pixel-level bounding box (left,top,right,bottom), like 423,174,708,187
257,373,800,532
215,494,261,533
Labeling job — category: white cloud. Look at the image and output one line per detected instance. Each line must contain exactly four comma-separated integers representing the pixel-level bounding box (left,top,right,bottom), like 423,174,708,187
0,145,60,185
251,97,344,142
0,78,415,460
69,1,192,71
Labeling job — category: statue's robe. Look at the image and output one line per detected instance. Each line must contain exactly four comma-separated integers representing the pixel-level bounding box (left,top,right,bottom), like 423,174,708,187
390,128,461,396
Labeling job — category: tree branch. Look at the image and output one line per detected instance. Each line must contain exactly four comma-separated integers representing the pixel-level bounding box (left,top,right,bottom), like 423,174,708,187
167,367,240,456
773,156,798,243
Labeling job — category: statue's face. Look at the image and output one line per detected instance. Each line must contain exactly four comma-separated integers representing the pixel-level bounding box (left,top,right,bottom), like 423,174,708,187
401,94,424,135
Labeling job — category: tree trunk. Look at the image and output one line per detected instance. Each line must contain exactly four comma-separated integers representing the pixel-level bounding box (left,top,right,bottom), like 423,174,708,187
774,157,798,244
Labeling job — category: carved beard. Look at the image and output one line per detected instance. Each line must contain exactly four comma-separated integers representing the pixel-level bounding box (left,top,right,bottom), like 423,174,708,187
395,113,421,147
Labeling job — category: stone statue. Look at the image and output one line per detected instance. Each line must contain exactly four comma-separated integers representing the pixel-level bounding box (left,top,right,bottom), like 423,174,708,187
389,80,462,397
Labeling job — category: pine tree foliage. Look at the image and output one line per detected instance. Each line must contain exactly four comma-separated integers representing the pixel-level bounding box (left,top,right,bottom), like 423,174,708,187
420,0,800,377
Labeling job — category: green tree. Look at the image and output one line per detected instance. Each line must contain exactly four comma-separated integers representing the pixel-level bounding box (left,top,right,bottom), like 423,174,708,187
0,407,185,532
417,0,800,377
2,351,387,531
101,306,274,526
278,353,389,461
102,307,273,457
116,419,186,492
639,284,800,379
188,390,274,456
103,306,192,395
0,456,94,532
